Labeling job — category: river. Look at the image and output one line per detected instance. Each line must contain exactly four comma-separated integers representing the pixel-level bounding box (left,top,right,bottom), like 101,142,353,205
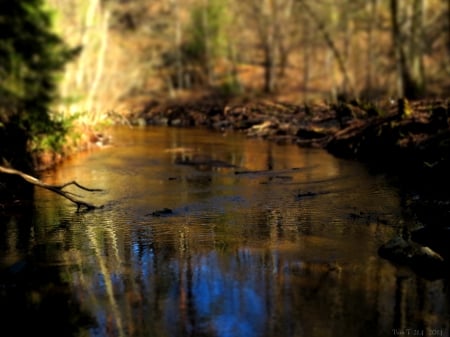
1,126,449,337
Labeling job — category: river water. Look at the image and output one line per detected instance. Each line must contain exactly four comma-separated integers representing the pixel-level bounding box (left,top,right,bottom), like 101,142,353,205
1,126,449,337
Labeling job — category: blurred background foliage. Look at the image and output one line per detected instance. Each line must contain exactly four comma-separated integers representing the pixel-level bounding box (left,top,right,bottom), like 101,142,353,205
47,0,450,112
1,0,450,163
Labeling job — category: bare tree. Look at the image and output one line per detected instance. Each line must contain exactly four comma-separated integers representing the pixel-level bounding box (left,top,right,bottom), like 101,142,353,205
236,0,295,93
301,10,313,101
49,0,450,104
389,0,426,98
244,0,278,93
364,0,379,98
409,0,426,94
297,0,355,98
447,0,450,55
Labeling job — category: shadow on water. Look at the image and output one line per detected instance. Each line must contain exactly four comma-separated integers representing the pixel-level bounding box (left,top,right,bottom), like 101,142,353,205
0,208,94,337
1,126,449,337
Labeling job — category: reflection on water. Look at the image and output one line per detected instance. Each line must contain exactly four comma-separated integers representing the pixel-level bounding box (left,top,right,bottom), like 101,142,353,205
1,126,449,337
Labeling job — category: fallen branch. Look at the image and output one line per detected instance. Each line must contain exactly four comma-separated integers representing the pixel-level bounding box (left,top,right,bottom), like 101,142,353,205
0,165,103,211
234,166,317,176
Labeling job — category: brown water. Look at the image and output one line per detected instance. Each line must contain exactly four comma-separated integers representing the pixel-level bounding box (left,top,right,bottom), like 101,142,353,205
1,126,449,337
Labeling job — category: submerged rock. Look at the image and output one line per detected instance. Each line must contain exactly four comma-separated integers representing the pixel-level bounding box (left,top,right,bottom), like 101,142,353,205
296,191,317,199
147,208,174,217
410,226,450,261
378,236,447,279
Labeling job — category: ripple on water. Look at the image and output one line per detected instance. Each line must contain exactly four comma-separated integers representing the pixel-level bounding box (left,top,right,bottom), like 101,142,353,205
24,126,443,337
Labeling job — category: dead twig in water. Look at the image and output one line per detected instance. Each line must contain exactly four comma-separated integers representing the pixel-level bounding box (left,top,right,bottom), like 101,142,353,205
0,165,103,211
234,165,317,176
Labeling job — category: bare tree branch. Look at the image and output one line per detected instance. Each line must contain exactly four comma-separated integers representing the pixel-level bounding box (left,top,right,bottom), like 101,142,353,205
298,0,355,97
0,165,103,211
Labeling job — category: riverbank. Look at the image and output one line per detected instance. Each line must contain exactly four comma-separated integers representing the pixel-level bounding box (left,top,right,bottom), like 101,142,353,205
130,96,449,191
0,124,108,209
31,126,111,172
2,95,449,276
4,95,449,212
127,95,450,278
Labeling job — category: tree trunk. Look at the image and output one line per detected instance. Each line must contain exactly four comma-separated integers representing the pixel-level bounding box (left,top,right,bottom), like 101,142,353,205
76,0,100,89
201,0,213,87
263,42,276,93
364,0,379,98
409,0,426,95
87,9,110,113
389,0,421,98
171,0,184,91
448,0,450,55
262,0,277,93
302,14,312,101
298,0,355,99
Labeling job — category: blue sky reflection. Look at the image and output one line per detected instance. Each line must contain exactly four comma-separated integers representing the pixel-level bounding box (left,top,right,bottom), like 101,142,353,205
164,251,268,337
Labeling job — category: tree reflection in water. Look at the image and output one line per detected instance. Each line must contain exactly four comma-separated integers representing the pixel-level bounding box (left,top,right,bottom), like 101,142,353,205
13,126,449,337
0,211,93,337
63,213,447,337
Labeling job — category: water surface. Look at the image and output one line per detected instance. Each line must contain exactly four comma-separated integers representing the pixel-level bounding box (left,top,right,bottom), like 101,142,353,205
1,126,449,337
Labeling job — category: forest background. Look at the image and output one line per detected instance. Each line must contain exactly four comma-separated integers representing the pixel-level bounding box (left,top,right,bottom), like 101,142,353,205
1,0,450,199
49,0,450,112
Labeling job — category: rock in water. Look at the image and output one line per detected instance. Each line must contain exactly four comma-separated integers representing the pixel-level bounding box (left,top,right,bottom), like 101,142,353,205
378,236,446,279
